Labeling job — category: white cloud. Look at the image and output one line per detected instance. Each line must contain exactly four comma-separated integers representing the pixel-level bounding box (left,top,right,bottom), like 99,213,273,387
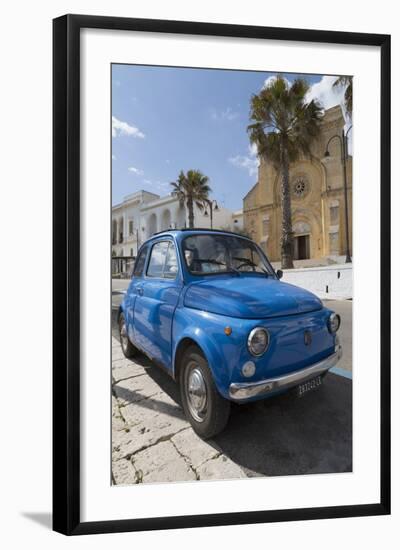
305,75,344,110
305,75,352,134
128,166,144,176
229,145,259,177
112,116,145,138
249,142,258,157
263,75,292,90
210,107,239,121
262,75,348,116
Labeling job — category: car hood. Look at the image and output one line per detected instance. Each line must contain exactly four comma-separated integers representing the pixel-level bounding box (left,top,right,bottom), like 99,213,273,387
183,275,322,319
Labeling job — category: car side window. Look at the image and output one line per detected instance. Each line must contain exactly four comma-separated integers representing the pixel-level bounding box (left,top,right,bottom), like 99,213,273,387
147,241,169,278
164,242,178,279
133,245,148,277
147,241,178,279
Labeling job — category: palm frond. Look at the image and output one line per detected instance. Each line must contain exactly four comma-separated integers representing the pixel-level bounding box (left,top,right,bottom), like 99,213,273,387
170,169,212,216
248,75,323,166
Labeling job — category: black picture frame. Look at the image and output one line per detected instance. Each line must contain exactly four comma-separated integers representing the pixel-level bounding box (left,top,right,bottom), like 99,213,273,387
53,14,391,535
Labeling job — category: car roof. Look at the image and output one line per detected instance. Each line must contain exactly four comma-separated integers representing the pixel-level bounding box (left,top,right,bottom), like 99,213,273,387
150,228,251,240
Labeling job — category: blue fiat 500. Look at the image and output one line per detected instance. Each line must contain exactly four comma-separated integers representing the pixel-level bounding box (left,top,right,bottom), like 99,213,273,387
119,229,342,438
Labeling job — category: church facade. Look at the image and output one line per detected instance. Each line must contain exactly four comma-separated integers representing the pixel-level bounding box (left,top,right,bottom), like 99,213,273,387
243,105,352,263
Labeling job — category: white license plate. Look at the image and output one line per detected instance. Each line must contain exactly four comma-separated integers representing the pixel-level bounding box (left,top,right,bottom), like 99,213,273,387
296,375,322,397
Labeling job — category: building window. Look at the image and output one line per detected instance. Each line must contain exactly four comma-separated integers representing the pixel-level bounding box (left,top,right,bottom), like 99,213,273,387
112,220,117,245
292,176,310,199
129,220,134,235
130,248,134,257
262,215,270,237
118,217,124,243
330,205,339,225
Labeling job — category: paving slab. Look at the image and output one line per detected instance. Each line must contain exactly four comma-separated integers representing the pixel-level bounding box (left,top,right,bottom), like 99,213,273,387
113,375,164,406
131,440,196,483
112,458,138,485
112,360,152,384
197,455,247,480
171,428,221,470
112,392,187,460
111,346,126,362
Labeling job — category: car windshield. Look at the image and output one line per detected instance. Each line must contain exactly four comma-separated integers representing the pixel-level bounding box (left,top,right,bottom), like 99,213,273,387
182,234,274,276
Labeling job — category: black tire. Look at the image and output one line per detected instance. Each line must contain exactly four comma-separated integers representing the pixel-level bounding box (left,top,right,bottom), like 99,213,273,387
179,346,231,439
119,313,138,358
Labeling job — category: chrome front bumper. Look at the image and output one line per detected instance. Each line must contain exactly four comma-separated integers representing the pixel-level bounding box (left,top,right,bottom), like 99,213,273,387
229,343,343,401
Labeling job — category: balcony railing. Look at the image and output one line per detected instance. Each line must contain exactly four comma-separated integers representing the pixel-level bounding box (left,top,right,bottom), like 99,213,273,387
125,233,137,243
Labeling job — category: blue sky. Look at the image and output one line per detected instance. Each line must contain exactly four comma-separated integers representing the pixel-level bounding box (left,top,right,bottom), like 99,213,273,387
112,65,345,211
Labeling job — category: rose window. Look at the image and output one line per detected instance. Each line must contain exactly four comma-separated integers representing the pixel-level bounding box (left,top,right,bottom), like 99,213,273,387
292,177,309,198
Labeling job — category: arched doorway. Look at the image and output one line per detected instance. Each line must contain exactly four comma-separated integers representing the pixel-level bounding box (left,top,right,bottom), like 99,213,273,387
112,219,117,245
176,204,186,229
118,217,124,244
147,213,157,237
293,220,311,260
161,209,171,231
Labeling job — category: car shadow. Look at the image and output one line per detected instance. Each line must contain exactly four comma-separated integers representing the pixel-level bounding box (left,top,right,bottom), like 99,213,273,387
112,314,352,477
211,374,352,477
114,368,183,420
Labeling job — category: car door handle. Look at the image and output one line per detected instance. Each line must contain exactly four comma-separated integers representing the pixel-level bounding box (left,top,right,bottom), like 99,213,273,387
137,287,144,296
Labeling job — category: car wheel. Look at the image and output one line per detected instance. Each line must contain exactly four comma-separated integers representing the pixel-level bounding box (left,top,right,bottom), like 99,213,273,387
119,313,138,358
180,346,231,439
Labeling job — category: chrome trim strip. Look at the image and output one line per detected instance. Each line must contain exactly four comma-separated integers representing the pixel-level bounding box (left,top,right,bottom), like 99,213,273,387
229,344,343,400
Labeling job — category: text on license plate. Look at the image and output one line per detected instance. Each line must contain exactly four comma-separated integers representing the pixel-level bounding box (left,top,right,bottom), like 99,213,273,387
296,375,322,397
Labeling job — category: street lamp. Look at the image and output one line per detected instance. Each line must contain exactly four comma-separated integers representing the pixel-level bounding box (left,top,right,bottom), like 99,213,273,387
203,199,219,229
324,125,352,263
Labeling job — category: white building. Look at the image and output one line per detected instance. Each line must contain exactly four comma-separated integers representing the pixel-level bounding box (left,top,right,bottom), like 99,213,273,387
112,190,243,257
112,190,159,257
231,209,244,232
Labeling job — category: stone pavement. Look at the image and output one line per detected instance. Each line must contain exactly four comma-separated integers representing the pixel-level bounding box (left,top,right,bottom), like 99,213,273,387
111,335,247,485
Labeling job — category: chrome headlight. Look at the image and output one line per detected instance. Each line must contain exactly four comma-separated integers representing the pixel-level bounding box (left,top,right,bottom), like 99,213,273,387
328,312,341,333
247,327,269,356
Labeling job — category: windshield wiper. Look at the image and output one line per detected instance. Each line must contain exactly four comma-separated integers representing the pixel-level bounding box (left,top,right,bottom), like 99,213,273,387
192,258,240,276
232,256,269,276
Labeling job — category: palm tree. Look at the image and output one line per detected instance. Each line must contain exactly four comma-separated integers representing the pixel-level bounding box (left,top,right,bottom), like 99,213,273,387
170,170,211,228
333,76,352,118
248,76,323,269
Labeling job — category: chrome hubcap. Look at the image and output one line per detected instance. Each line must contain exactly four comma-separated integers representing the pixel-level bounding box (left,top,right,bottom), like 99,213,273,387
186,365,207,422
120,320,128,350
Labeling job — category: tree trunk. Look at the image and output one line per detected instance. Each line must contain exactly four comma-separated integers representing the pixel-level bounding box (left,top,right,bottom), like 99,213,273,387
280,143,294,269
187,198,195,228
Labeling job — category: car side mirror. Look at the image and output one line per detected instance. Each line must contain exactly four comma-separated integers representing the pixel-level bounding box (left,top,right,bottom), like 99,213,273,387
276,269,283,280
